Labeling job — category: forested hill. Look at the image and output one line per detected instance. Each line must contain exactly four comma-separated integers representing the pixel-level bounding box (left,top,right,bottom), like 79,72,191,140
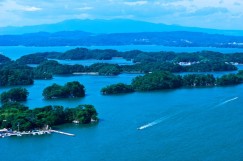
0,31,243,48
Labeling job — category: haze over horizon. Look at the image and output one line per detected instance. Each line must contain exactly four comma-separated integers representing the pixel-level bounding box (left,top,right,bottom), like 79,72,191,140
0,0,242,30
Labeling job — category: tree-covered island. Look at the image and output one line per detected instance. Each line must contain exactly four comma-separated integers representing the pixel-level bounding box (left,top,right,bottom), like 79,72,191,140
0,102,98,131
15,48,243,65
0,87,29,103
1,48,243,87
0,61,34,86
101,71,243,94
101,83,134,95
42,81,85,99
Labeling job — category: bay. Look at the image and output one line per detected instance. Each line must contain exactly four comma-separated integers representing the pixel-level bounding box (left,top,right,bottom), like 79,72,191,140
0,46,243,161
0,74,243,161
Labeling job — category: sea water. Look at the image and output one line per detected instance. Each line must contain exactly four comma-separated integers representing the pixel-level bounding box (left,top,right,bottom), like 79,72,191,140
0,46,243,161
0,73,242,161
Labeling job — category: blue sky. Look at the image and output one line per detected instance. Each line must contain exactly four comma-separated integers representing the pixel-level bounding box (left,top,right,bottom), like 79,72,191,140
0,0,242,29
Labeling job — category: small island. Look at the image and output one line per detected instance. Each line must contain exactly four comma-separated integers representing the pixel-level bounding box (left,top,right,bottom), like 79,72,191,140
0,102,98,137
0,87,29,103
101,83,134,95
42,81,85,99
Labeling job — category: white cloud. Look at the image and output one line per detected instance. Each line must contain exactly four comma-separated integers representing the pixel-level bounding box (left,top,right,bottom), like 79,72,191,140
0,0,42,12
0,0,243,29
123,1,147,6
23,6,42,12
77,6,93,11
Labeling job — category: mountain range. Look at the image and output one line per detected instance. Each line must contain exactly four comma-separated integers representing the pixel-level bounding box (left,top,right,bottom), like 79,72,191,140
0,19,243,48
1,19,243,36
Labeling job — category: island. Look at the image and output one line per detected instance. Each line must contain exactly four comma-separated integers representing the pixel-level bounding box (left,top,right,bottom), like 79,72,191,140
15,48,243,65
0,87,29,103
0,102,98,136
101,71,243,94
101,83,134,95
1,48,243,87
42,81,85,99
0,61,34,86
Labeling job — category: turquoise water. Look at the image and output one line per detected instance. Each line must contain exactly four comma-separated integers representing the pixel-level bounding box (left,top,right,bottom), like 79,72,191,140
0,74,243,161
1,45,243,60
0,46,243,161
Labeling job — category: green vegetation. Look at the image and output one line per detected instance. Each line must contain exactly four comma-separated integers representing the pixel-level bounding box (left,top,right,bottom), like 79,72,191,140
87,63,121,75
57,48,118,60
0,102,98,131
42,81,85,99
132,72,183,91
237,70,243,79
101,83,134,95
16,53,48,64
102,71,243,94
0,49,242,87
0,62,34,86
132,71,243,91
16,48,243,66
122,62,184,73
0,88,29,103
34,60,84,75
217,74,241,86
0,54,11,64
182,74,215,87
34,60,120,76
17,49,240,74
185,62,237,72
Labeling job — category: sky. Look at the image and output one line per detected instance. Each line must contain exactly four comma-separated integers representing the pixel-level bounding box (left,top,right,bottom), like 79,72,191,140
0,0,243,29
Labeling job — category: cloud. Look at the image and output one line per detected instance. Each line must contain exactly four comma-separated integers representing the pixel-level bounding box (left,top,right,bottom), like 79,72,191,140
0,0,242,29
123,1,147,6
189,7,229,16
233,2,241,6
0,0,42,12
77,6,93,11
23,6,42,12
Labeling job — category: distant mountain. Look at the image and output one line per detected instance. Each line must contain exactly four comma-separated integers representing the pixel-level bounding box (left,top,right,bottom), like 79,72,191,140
0,31,242,48
0,19,243,36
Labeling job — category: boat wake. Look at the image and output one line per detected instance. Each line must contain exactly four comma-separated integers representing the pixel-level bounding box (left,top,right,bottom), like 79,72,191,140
215,97,238,107
137,115,171,130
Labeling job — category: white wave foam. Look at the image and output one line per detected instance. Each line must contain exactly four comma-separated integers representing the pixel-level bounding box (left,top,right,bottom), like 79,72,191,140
216,97,238,107
137,115,170,130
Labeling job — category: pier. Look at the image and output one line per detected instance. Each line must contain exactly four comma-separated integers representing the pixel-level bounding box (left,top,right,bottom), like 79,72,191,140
1,129,75,138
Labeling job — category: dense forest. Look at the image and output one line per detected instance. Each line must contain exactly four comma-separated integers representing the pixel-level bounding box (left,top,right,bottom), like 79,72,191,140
0,54,11,64
0,88,29,103
42,81,85,99
0,102,98,131
101,83,134,95
15,48,243,64
101,71,243,94
1,49,243,86
0,61,34,86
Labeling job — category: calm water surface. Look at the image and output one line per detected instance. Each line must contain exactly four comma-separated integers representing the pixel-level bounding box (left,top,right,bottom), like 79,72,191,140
0,46,243,161
0,73,243,161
